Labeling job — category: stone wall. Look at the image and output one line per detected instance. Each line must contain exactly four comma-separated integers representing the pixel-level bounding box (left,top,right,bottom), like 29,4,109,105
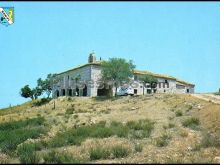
90,65,102,96
176,84,186,93
52,64,195,97
52,65,92,97
156,78,176,93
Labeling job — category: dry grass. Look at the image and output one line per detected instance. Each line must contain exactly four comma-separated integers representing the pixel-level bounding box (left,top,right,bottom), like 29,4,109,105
0,94,219,163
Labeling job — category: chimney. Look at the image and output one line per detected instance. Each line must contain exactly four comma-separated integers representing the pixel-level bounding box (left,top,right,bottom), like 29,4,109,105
88,51,96,63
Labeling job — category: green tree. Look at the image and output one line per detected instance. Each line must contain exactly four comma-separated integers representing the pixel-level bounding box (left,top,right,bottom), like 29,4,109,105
20,85,34,100
32,87,42,100
37,74,56,98
20,85,42,100
139,75,158,94
101,58,135,96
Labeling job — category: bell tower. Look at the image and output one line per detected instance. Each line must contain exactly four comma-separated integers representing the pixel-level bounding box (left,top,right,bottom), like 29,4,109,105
88,51,96,63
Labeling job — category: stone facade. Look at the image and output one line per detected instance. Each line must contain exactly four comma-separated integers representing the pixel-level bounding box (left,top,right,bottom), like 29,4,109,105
52,54,195,98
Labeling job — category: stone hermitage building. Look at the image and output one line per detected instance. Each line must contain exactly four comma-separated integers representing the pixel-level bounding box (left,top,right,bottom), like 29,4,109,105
52,53,195,98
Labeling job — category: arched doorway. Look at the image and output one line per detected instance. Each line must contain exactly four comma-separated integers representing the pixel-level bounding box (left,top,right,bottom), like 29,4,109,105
83,85,87,96
68,89,72,96
76,87,79,96
56,90,59,97
97,84,112,96
62,89,65,96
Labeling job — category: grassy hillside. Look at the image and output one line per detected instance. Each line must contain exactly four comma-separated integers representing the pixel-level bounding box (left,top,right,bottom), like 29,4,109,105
0,94,219,163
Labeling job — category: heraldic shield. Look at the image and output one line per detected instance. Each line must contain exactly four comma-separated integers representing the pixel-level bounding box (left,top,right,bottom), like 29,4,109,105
0,7,14,26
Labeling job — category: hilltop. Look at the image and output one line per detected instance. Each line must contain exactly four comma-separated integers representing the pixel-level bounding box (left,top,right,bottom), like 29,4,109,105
0,94,219,163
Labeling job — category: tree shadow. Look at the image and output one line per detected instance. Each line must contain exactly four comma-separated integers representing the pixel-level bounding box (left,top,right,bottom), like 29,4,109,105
92,96,121,102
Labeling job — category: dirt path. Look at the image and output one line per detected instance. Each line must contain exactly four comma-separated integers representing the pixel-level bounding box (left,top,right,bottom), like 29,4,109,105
191,93,220,104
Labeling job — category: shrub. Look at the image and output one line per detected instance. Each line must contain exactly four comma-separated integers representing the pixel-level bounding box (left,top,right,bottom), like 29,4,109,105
73,114,78,119
168,116,174,120
179,130,188,137
200,132,220,148
47,119,154,148
0,117,45,131
33,98,51,106
32,141,48,151
163,123,175,130
43,150,81,163
110,121,122,127
112,124,129,138
134,143,143,152
188,105,193,110
126,120,149,130
17,143,40,163
67,97,72,101
182,117,200,129
96,120,106,127
168,123,175,128
192,144,201,151
130,130,150,139
47,130,84,147
126,119,154,138
111,145,130,158
0,117,48,154
104,109,111,114
155,134,171,147
163,125,168,130
175,110,183,117
89,146,111,160
65,107,75,115
90,127,114,138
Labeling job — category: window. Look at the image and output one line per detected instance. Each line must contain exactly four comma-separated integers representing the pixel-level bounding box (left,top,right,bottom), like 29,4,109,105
167,83,169,88
165,80,168,83
67,75,69,80
159,82,161,88
187,89,189,93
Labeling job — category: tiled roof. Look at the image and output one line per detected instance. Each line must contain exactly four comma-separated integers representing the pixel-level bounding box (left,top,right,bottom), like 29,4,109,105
133,70,176,80
134,70,194,86
176,79,195,86
56,61,102,75
56,62,194,86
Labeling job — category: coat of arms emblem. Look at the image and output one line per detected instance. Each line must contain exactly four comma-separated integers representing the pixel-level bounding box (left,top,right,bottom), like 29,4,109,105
0,7,14,26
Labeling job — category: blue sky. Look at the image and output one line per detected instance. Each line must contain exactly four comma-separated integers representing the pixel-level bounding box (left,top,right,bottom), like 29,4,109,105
0,2,220,108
